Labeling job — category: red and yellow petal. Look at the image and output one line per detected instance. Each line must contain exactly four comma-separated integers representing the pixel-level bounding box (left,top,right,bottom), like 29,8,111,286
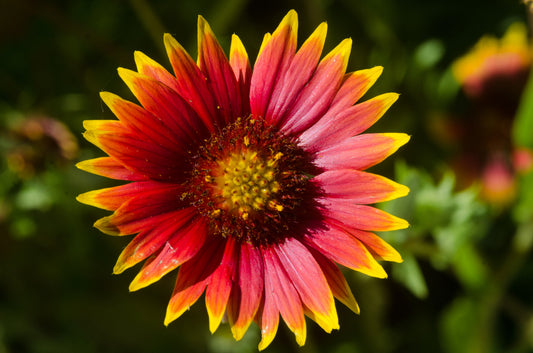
93,183,185,236
163,33,220,130
274,238,339,332
128,216,208,290
205,237,238,333
304,224,388,278
76,157,147,181
282,37,352,135
250,10,298,119
331,66,384,109
198,16,242,124
337,225,403,263
300,92,399,150
265,21,327,127
229,34,252,115
76,180,162,211
261,246,307,347
134,50,182,95
227,242,264,341
83,124,186,182
321,198,409,232
315,133,410,171
116,69,207,146
314,169,409,204
164,238,225,326
112,208,198,274
311,249,360,314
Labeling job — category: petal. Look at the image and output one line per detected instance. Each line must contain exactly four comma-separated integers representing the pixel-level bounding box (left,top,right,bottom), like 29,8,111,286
256,285,279,351
116,69,207,146
76,180,163,211
83,132,185,182
227,242,264,341
76,157,147,181
128,216,209,290
134,50,182,94
310,249,360,314
164,237,226,326
274,238,339,332
281,38,352,135
304,223,387,278
94,183,185,236
99,90,195,154
82,123,187,182
265,22,327,127
250,10,298,119
229,34,252,116
320,197,409,232
261,246,306,347
327,66,384,118
314,169,409,204
113,208,198,274
198,16,242,124
164,33,220,130
334,224,402,263
315,133,411,171
299,92,399,151
205,237,238,333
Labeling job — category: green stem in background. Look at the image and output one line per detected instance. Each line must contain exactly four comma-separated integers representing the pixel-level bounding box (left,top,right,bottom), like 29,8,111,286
128,0,167,58
468,219,533,353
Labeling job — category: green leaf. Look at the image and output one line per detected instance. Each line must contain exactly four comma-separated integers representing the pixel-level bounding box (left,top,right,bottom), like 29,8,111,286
513,70,533,148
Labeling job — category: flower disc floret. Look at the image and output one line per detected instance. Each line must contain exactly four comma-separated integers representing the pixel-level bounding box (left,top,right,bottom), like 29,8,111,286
184,116,321,245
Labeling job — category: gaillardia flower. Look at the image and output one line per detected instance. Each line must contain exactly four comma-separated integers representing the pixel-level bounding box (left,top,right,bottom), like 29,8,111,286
77,10,409,349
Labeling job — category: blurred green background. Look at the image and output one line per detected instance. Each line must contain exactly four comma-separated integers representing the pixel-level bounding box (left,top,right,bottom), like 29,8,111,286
2,0,533,352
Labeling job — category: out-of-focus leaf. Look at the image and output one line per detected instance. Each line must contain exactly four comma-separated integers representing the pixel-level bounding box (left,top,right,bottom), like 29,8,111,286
414,39,444,70
392,254,428,298
513,170,533,222
440,297,479,353
451,243,488,291
513,70,533,149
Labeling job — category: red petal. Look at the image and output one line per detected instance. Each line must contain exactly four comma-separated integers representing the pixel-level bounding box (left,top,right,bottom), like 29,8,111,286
320,198,409,232
274,238,339,332
314,169,409,204
304,224,387,278
315,133,410,170
308,248,360,314
83,128,187,182
117,69,208,146
164,237,226,326
281,38,352,135
134,50,182,95
265,22,327,128
76,157,147,181
250,10,297,120
94,183,186,236
334,223,402,263
205,236,239,333
261,246,307,347
129,216,209,290
77,180,163,211
229,34,252,116
299,93,399,151
227,242,264,341
198,16,242,124
164,33,221,130
113,208,198,274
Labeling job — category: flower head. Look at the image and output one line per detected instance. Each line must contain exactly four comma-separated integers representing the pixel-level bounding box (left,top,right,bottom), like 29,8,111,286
77,10,409,349
453,22,531,103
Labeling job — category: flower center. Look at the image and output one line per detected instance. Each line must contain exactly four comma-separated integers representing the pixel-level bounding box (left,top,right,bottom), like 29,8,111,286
184,116,322,245
212,148,284,220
